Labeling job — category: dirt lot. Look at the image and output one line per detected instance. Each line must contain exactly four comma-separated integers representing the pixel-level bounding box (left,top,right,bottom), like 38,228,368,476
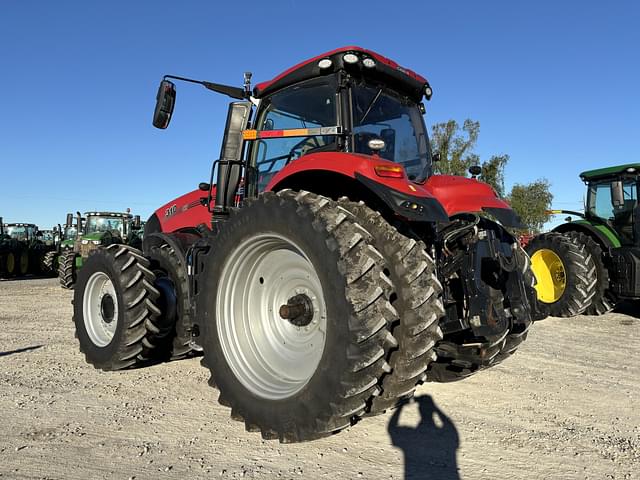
0,278,638,480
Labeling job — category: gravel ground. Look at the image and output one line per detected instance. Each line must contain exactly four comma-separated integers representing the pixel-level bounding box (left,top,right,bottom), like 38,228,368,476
1,278,638,480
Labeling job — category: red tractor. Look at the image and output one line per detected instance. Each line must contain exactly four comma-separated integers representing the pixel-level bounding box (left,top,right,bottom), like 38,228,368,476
73,47,542,442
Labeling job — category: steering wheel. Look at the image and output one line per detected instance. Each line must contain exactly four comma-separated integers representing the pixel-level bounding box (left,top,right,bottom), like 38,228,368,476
287,136,322,163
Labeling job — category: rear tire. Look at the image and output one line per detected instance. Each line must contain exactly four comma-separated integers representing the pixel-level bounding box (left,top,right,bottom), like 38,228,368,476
196,190,397,442
338,199,444,412
59,250,78,289
565,231,615,315
73,245,163,370
526,232,596,317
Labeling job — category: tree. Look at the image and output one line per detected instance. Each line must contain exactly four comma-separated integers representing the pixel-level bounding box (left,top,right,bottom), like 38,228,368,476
507,180,554,233
430,119,553,232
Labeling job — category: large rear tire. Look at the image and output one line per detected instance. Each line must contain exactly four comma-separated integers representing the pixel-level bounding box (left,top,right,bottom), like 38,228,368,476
73,245,164,370
59,250,78,289
196,190,397,442
338,199,444,412
5,251,18,277
526,232,596,317
565,231,615,315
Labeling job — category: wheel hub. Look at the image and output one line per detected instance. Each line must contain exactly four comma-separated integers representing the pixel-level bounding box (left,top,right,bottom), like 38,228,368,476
100,294,115,324
279,293,314,327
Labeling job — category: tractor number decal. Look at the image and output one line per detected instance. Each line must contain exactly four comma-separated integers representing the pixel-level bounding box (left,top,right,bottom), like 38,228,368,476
165,204,178,218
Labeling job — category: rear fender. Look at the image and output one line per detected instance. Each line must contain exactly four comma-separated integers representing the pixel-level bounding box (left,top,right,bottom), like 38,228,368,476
268,152,448,222
553,220,619,250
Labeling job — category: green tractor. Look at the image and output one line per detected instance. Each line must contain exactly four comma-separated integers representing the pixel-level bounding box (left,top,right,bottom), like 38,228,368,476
58,211,141,289
527,163,639,316
0,220,55,278
41,213,82,275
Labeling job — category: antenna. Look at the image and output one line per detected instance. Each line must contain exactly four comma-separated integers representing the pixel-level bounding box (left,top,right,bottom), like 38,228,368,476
244,72,252,96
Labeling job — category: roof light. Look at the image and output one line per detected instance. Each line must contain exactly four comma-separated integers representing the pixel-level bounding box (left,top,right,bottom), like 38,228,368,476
374,164,404,178
362,57,376,68
343,53,359,64
626,167,637,173
318,58,332,69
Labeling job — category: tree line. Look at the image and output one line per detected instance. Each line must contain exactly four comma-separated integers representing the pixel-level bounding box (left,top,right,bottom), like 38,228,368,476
430,119,552,232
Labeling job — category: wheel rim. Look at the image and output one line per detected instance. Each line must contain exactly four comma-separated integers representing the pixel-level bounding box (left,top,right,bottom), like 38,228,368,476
531,248,566,303
7,253,15,273
19,252,28,274
83,271,119,347
217,233,328,400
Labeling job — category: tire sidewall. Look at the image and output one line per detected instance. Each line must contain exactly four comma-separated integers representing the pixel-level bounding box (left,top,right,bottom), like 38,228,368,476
200,199,353,427
73,250,127,364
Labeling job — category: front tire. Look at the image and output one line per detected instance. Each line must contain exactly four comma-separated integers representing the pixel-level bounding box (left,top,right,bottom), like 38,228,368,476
197,190,397,442
59,250,78,289
41,251,58,276
527,232,596,317
73,245,163,370
148,243,198,360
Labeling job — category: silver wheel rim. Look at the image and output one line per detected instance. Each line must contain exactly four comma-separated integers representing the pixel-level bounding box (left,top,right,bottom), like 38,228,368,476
83,271,119,347
217,233,328,400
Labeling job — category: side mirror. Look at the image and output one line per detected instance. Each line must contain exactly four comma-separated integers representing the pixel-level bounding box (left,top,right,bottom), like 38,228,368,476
432,152,441,163
469,165,482,177
152,80,176,129
611,180,624,208
133,215,141,229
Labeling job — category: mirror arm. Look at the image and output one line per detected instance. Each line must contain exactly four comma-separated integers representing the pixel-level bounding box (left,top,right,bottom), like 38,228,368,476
163,75,247,100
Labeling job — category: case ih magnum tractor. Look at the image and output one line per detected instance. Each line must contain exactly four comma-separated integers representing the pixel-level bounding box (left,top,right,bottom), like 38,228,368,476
527,163,640,316
73,47,541,442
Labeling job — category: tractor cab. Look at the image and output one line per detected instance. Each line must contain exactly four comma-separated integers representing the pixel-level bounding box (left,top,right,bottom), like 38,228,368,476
247,49,432,192
581,163,640,245
5,224,37,242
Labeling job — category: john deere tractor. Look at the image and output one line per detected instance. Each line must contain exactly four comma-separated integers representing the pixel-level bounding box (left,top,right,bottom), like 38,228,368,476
40,213,82,275
0,220,54,278
58,211,141,288
72,47,542,443
527,163,640,316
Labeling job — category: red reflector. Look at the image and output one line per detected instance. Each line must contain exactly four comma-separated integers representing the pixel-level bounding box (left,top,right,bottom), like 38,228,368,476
374,165,404,178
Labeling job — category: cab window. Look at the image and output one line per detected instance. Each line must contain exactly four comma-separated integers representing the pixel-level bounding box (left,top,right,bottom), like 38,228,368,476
252,76,337,192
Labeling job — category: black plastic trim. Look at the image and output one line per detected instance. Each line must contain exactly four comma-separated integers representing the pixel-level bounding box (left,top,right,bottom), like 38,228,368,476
355,173,449,222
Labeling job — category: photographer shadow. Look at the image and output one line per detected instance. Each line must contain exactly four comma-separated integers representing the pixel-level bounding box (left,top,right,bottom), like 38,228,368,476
388,395,461,480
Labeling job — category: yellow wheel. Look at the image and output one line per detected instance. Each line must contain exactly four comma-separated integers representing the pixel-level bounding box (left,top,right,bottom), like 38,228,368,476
530,249,566,303
18,251,29,275
525,232,596,317
6,252,16,276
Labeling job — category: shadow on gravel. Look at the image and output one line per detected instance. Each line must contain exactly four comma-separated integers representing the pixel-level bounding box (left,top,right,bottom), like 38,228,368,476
0,345,44,357
614,301,640,319
388,395,460,480
0,275,57,282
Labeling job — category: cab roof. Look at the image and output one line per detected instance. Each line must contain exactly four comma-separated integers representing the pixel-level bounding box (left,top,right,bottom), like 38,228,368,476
253,46,430,102
580,163,640,181
4,223,37,227
84,211,132,218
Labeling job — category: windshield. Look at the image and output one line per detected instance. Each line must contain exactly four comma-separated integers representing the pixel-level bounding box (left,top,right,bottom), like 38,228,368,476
351,83,431,181
64,226,77,240
86,216,124,236
6,226,36,241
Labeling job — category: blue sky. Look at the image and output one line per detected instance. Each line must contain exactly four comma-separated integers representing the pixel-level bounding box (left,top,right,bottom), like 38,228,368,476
1,1,638,228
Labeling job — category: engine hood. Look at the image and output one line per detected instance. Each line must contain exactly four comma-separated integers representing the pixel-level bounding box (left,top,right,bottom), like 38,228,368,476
423,175,523,228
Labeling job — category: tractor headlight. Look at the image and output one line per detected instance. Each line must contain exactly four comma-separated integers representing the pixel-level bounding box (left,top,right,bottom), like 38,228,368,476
343,53,359,64
81,240,89,245
318,58,332,69
91,240,101,245
362,57,376,68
